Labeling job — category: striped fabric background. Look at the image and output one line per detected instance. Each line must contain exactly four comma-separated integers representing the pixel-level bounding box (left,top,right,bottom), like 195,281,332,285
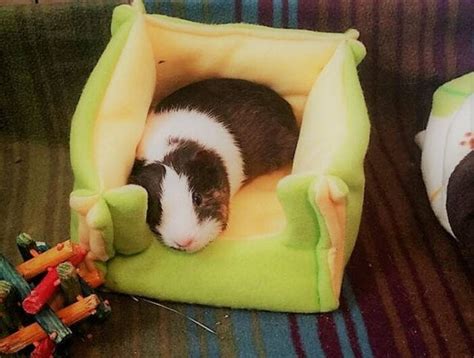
0,0,472,356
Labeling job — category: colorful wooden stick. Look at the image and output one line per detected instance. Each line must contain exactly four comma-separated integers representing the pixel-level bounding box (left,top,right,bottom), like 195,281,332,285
0,295,99,354
22,268,60,315
16,233,50,261
22,247,87,315
78,277,111,321
0,281,22,336
16,241,75,281
76,262,104,288
0,255,71,344
31,337,55,358
57,262,82,305
16,241,98,287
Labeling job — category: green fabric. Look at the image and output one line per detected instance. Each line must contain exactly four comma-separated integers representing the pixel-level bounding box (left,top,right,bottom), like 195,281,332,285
431,72,474,117
69,1,370,312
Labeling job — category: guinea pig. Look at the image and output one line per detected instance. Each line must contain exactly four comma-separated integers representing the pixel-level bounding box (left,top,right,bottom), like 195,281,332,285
129,78,299,252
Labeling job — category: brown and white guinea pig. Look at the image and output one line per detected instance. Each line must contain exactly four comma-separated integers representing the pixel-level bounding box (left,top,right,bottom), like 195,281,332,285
129,78,299,252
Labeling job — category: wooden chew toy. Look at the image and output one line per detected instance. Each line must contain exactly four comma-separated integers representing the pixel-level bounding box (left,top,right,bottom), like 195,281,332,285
0,295,100,354
22,247,87,315
0,234,108,355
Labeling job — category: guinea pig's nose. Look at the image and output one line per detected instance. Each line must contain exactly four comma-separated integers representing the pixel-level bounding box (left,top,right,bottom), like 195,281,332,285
177,238,194,248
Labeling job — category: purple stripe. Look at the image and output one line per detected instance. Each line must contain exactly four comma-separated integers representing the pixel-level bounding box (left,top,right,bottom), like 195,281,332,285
362,4,406,321
297,0,317,30
392,0,412,158
317,314,343,357
327,0,342,32
339,296,363,358
282,0,289,28
392,2,450,354
415,0,429,142
371,158,453,356
234,0,242,22
370,139,474,351
288,314,306,358
368,0,380,100
258,0,274,26
349,0,356,27
393,2,450,354
433,0,449,81
455,1,474,77
369,118,474,351
366,166,430,356
347,242,400,356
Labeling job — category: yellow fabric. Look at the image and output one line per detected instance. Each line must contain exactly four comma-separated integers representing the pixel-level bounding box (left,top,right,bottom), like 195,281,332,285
95,15,156,191
146,15,361,126
221,166,291,240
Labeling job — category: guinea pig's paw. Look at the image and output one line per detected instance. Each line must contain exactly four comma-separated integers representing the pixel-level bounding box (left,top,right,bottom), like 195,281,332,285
459,131,474,149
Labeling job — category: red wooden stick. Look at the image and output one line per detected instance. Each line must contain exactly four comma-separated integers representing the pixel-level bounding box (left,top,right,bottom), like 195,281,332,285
22,247,87,314
31,337,55,358
22,268,60,314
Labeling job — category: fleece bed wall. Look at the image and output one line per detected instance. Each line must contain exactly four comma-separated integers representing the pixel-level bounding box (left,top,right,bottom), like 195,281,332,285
69,1,370,313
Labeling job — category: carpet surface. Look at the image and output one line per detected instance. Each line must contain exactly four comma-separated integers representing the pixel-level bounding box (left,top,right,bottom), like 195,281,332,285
0,0,472,356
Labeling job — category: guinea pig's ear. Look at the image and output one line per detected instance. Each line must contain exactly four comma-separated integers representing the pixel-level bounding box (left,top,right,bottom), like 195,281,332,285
128,160,145,184
191,149,224,182
130,160,146,175
128,161,166,186
192,150,214,168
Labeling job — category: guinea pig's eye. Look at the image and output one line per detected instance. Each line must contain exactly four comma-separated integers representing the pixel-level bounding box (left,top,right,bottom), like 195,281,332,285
192,192,203,206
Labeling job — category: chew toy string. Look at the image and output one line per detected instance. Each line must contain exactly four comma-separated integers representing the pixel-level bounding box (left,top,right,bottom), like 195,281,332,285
130,296,216,335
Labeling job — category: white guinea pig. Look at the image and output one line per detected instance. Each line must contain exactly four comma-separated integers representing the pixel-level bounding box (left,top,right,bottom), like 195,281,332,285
129,78,299,252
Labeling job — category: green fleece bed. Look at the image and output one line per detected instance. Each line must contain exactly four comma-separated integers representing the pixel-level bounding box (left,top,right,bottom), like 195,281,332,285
69,0,370,313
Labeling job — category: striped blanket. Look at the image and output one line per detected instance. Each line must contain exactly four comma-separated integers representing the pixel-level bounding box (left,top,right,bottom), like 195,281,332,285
0,1,472,356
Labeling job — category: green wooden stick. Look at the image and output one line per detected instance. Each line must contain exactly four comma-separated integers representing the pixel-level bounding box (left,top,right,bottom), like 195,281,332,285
16,234,37,262
0,281,21,336
57,262,82,305
79,278,111,321
16,233,50,261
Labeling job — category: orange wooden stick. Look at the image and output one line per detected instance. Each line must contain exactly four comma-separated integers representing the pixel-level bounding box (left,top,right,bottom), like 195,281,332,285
0,294,100,354
76,262,104,288
16,241,74,280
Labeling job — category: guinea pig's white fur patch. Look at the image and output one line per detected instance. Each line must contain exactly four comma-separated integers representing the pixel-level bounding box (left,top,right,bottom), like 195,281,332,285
137,109,245,196
157,165,222,252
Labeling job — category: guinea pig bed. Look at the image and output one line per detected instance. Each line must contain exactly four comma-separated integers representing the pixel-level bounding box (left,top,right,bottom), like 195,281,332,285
69,0,369,313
